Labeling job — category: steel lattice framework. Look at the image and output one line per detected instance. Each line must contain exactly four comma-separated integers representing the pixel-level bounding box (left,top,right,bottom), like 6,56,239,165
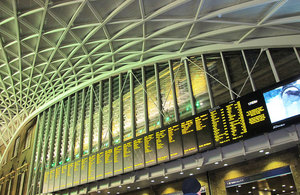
1,0,300,149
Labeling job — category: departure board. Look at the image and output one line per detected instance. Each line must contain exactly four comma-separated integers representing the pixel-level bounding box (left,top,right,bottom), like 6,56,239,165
105,148,113,178
66,162,74,188
43,170,49,193
194,111,214,152
54,166,61,191
210,107,231,147
168,124,183,160
73,159,81,185
156,129,169,163
123,141,133,173
181,118,198,155
144,133,157,167
134,137,144,169
114,145,123,175
48,169,55,192
96,151,104,180
81,157,88,184
240,92,271,134
60,164,68,190
88,154,96,182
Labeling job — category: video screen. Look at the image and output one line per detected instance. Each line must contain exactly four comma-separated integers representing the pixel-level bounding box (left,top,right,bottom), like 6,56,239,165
263,78,300,124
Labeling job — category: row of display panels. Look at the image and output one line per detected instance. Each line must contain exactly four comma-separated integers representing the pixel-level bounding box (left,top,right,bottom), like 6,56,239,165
42,89,273,193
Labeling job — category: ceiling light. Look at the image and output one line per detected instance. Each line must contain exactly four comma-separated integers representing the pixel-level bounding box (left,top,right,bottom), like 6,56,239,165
127,186,131,189
272,189,276,191
196,167,201,170
224,163,228,166
189,173,193,176
259,150,264,153
265,151,270,155
107,192,110,194
282,190,285,192
264,188,268,191
248,191,251,194
119,185,122,188
116,192,120,195
164,176,168,179
137,187,140,189
238,185,241,188
214,162,219,165
252,187,256,189
180,171,184,175
97,191,101,194
290,186,293,188
151,179,155,182
291,191,294,193
236,190,239,192
282,185,286,187
161,181,164,183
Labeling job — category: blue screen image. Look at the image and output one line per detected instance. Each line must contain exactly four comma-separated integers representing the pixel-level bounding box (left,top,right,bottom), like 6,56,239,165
263,79,300,123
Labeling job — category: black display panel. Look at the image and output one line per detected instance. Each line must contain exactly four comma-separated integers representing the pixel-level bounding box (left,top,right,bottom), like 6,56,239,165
181,118,198,155
104,148,113,178
133,137,145,170
73,159,81,186
114,145,123,175
96,151,104,180
88,154,96,182
81,157,88,184
123,141,133,173
42,170,49,193
168,124,183,160
156,129,169,163
263,77,300,127
48,169,55,192
54,166,61,191
194,111,214,152
144,133,157,167
60,164,68,190
241,91,271,133
66,162,74,188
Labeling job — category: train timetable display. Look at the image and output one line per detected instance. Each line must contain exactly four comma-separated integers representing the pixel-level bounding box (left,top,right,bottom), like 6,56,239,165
123,141,133,173
144,133,157,167
194,111,214,152
114,145,123,175
105,148,113,178
181,118,198,155
168,124,183,160
134,137,145,170
156,129,169,163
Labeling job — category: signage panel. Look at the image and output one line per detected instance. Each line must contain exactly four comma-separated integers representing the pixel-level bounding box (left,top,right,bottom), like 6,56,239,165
181,118,198,155
81,157,88,184
156,129,169,163
114,145,123,175
194,111,214,152
48,169,55,192
123,141,133,173
66,162,74,188
168,124,183,160
73,159,81,186
54,166,61,191
96,151,104,180
104,148,113,178
144,133,157,167
88,154,96,182
133,137,145,169
42,170,49,193
60,164,68,190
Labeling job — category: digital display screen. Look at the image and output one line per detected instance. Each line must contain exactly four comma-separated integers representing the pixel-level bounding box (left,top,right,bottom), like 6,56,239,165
263,78,300,124
168,124,183,160
96,151,104,180
134,137,144,170
54,166,61,191
194,111,214,152
123,141,133,173
144,133,157,167
66,162,74,188
81,157,88,184
60,164,68,190
181,118,198,155
105,148,113,178
114,145,123,175
88,154,96,182
73,159,81,185
48,169,55,192
156,129,169,163
43,170,49,193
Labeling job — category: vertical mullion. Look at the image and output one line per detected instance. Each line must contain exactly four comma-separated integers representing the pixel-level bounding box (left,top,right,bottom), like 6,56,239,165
266,48,280,82
119,74,124,143
154,63,163,128
32,112,46,195
142,67,149,134
130,72,136,138
169,60,179,122
220,52,234,100
71,93,78,161
38,108,52,194
184,59,196,115
108,77,113,147
55,102,64,165
79,89,86,157
241,50,256,92
88,87,93,153
26,114,40,195
202,54,214,108
98,82,103,150
294,47,300,64
62,97,71,161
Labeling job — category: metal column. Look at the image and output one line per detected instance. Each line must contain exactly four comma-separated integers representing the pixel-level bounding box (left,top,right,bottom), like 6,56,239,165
119,74,124,143
70,92,78,161
266,48,280,82
241,50,256,92
55,102,64,165
168,60,179,122
108,77,113,147
184,58,196,115
130,71,136,138
201,54,214,108
88,86,94,153
154,63,163,128
79,89,86,157
142,66,149,134
98,82,103,150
